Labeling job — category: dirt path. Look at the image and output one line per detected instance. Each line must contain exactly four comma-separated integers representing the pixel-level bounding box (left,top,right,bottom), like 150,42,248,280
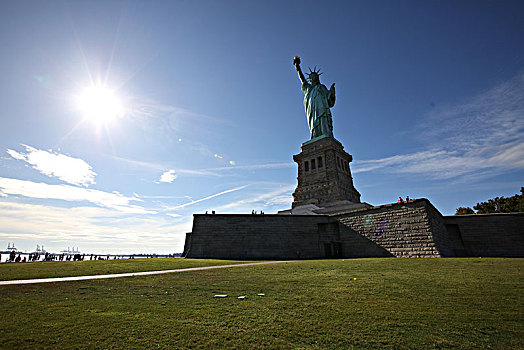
0,260,293,286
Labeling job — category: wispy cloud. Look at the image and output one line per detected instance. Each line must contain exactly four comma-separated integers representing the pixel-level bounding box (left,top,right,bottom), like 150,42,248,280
165,184,249,211
108,155,166,171
175,168,223,176
111,153,294,177
354,73,524,181
158,169,177,183
131,101,233,126
420,72,524,151
207,162,295,172
7,145,96,186
215,184,295,212
0,201,189,253
133,193,191,200
109,154,224,177
0,177,155,214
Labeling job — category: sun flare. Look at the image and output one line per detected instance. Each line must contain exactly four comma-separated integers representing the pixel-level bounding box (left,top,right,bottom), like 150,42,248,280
76,85,124,124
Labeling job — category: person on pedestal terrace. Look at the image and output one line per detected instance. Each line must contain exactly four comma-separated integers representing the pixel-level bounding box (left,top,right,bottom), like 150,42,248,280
293,56,336,139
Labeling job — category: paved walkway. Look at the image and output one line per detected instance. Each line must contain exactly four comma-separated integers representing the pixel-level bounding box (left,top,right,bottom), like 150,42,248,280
0,261,292,286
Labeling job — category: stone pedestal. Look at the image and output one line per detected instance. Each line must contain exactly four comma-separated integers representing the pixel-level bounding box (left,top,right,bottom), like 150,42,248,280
291,136,361,208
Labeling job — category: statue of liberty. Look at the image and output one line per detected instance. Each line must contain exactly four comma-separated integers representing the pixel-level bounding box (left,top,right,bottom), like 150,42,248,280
293,56,336,139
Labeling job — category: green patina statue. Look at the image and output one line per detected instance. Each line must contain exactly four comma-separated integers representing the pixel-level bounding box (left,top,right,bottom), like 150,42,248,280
293,56,336,139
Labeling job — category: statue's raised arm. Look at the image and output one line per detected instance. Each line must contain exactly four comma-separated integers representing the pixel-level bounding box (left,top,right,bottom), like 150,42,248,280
293,56,335,140
293,56,307,85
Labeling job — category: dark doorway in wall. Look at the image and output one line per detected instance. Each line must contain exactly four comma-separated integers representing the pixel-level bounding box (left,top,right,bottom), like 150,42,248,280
444,223,469,257
333,242,342,258
324,242,342,258
324,243,332,258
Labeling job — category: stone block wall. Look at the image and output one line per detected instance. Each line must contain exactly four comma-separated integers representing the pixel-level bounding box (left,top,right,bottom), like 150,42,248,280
184,214,337,259
184,200,453,259
183,200,524,259
184,213,394,259
425,202,463,257
334,199,442,257
444,213,524,257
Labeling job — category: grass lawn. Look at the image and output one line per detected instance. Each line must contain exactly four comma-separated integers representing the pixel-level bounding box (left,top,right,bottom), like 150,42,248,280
0,258,522,349
0,258,252,281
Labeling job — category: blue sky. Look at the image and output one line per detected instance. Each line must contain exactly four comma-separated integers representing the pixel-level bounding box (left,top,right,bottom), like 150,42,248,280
0,1,523,254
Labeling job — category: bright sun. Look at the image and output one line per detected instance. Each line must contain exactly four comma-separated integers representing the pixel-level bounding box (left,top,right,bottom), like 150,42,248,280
76,85,124,124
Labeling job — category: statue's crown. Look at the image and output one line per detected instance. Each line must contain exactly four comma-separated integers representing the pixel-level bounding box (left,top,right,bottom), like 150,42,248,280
306,66,322,81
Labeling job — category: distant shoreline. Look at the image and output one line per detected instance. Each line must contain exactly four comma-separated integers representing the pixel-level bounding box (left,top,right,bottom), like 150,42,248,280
0,252,183,263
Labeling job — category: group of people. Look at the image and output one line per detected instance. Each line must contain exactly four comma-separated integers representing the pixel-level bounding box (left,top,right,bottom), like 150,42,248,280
5,251,24,262
1,252,172,263
27,253,41,262
398,196,412,203
205,210,265,214
38,252,85,261
2,251,39,263
88,254,135,260
2,252,88,263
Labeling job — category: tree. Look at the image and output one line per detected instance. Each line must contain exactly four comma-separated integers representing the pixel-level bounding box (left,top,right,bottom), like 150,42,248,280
455,187,524,214
473,199,497,214
455,207,474,215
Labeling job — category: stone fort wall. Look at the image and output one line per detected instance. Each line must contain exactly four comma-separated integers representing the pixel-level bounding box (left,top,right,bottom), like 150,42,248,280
444,213,524,257
184,214,336,259
334,199,444,257
183,199,524,259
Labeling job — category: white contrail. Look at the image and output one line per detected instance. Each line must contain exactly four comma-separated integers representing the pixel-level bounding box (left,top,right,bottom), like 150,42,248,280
166,184,249,210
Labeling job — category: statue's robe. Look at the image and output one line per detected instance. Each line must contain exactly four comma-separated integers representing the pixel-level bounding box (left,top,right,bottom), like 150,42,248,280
302,81,335,139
